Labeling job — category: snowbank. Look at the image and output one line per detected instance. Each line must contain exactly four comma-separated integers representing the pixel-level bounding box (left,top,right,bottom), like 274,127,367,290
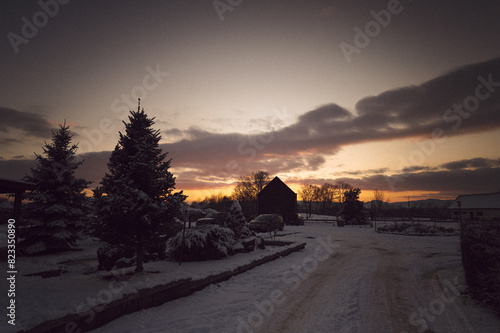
7,237,304,333
377,222,458,236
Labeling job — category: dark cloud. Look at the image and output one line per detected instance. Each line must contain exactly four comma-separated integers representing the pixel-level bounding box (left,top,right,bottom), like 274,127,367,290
0,107,53,138
440,158,500,170
2,58,499,195
401,166,436,173
163,128,184,142
317,167,500,197
135,57,500,190
384,167,500,195
297,104,351,125
341,168,390,176
0,137,23,146
354,57,500,139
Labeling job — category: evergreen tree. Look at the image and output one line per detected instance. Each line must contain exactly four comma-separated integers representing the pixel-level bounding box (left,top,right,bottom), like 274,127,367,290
94,104,186,272
22,123,91,255
340,188,364,225
224,200,248,239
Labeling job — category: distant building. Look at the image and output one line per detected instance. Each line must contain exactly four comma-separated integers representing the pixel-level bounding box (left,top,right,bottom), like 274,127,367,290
257,176,297,224
448,192,500,222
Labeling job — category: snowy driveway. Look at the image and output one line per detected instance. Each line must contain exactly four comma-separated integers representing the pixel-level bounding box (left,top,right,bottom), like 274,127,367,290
91,223,500,333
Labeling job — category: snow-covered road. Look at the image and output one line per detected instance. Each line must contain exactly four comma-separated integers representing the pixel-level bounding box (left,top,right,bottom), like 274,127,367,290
257,226,491,333
91,223,500,333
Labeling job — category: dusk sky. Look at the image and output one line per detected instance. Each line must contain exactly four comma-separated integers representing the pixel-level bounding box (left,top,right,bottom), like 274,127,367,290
1,0,500,202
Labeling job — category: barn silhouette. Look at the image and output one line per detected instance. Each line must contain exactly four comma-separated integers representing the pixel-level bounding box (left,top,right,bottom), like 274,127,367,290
257,176,297,224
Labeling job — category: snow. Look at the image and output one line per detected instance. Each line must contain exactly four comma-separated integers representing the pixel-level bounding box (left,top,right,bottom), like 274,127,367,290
0,228,299,333
2,218,500,333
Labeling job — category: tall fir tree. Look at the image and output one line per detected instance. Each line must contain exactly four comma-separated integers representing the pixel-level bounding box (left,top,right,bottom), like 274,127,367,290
22,123,91,255
94,103,186,272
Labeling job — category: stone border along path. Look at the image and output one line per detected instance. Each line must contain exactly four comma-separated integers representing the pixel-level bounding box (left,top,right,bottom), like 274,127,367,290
17,242,306,333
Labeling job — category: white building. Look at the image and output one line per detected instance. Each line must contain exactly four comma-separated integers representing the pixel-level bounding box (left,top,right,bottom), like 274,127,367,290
449,192,500,222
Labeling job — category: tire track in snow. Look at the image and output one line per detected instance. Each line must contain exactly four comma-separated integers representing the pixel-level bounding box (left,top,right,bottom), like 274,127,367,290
256,239,378,333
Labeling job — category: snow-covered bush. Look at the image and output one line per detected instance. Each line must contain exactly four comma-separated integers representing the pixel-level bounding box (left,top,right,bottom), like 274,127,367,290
179,204,209,225
97,244,136,271
165,202,265,262
239,235,265,253
166,224,237,261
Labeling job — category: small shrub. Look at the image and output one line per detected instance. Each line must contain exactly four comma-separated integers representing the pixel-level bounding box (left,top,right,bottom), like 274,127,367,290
166,224,237,262
377,223,455,235
97,244,135,271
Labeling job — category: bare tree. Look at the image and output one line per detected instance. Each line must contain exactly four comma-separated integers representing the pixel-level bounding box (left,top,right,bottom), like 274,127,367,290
232,170,271,201
335,181,353,216
298,183,339,217
298,184,317,218
233,176,255,201
253,170,271,193
372,189,390,229
319,183,336,214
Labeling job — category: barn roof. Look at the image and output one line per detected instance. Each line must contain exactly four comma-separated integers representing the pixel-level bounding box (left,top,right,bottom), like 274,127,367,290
448,192,500,209
258,176,295,196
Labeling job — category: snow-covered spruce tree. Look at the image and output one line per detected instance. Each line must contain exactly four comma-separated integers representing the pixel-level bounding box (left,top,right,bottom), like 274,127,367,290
21,123,91,255
94,105,186,272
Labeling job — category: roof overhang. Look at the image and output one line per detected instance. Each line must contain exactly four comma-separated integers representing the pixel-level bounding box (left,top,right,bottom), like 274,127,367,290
0,178,37,194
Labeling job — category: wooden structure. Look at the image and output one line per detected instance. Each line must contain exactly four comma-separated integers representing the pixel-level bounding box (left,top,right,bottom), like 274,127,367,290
0,178,36,222
257,176,297,223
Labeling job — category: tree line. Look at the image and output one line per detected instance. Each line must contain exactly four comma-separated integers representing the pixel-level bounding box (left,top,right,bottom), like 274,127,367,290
298,182,352,218
195,176,368,225
297,182,366,225
190,170,271,220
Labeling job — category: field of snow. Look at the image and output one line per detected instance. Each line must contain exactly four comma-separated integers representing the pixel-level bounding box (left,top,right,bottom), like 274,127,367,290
2,219,499,333
90,220,499,333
